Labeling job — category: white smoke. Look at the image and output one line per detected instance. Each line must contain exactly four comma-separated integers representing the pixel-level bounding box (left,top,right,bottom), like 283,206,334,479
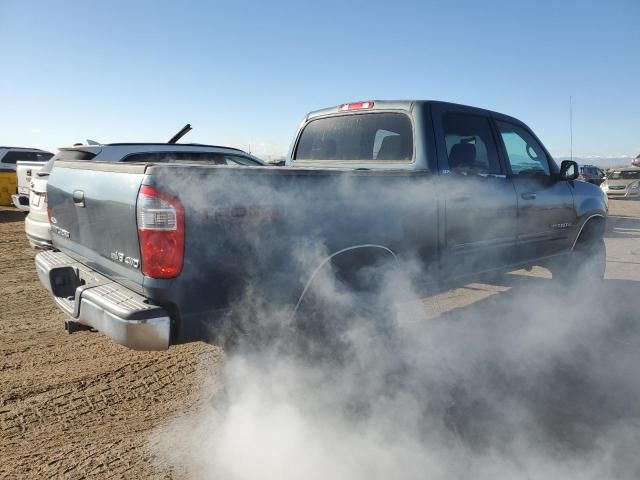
146,166,640,479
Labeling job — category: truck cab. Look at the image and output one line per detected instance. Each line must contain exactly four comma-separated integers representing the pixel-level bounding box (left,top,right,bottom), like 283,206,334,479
288,100,603,275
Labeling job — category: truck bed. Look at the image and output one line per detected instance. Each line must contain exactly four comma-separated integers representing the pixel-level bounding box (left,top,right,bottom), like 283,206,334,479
46,160,437,344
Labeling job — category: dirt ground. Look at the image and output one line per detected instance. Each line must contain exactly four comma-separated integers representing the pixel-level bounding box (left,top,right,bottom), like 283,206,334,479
0,208,223,478
1,200,639,478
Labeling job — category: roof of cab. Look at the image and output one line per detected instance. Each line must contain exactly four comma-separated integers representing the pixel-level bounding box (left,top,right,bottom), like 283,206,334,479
304,99,526,126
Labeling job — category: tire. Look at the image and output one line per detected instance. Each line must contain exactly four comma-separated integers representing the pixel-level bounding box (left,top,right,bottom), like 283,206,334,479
550,237,606,286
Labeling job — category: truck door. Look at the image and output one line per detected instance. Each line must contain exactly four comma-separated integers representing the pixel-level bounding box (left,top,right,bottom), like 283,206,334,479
432,105,518,279
493,119,577,261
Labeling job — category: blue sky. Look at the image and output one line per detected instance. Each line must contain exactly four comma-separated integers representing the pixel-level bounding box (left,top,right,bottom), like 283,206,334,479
1,0,638,160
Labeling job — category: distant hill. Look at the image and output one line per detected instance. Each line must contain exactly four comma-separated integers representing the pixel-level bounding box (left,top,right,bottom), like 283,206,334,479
555,156,635,169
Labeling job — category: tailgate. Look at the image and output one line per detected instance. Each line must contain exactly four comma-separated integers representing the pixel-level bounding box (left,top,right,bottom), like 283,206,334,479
16,161,46,194
47,161,147,286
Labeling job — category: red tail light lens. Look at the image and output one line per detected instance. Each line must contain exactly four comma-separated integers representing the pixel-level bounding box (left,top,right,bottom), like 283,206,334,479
136,185,184,279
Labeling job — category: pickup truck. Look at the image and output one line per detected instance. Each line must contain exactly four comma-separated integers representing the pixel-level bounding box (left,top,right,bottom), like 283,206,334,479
12,159,52,211
36,100,607,350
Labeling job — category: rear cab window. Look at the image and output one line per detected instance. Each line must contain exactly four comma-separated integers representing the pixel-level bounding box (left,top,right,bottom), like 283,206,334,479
294,112,413,162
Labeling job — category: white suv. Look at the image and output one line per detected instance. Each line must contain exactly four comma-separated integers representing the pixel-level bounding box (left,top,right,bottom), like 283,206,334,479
25,142,265,248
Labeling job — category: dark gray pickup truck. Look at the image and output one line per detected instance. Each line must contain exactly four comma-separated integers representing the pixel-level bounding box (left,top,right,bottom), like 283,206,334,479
36,100,607,350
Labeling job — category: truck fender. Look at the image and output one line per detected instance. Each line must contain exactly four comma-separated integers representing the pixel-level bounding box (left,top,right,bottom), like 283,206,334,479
572,213,606,250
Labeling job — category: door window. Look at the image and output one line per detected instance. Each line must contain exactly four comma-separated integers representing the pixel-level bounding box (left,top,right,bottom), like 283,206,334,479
496,121,550,176
442,113,502,175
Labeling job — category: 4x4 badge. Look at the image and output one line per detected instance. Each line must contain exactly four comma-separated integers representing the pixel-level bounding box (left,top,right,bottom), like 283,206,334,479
110,250,140,269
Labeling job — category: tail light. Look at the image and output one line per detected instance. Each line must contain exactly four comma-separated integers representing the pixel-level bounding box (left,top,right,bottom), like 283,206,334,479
136,185,184,279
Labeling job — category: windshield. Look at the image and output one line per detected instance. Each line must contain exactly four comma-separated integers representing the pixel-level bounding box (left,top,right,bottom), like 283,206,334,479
608,170,640,180
295,112,413,161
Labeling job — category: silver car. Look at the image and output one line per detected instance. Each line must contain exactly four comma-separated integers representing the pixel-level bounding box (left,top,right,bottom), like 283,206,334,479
600,168,640,199
25,142,265,248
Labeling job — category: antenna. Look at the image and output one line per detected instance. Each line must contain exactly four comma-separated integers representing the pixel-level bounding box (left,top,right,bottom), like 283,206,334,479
569,96,573,161
168,124,192,144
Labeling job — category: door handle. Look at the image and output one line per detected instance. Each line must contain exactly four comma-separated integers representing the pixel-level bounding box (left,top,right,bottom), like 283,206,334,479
73,190,85,208
521,192,537,200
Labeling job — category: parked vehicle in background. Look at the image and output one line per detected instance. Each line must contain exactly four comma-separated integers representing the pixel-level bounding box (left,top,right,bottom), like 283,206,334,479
25,142,265,248
0,147,52,172
632,155,639,167
11,160,53,211
578,164,606,185
600,167,640,199
36,100,607,351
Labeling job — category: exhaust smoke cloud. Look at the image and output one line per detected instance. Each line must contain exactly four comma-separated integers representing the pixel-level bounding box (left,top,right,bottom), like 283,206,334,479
147,166,640,479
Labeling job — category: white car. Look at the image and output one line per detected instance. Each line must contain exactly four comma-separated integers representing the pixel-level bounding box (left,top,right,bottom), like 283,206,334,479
600,168,640,199
0,147,52,172
25,142,265,248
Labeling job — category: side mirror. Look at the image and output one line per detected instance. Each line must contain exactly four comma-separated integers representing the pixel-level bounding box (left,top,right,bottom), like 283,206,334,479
559,160,579,181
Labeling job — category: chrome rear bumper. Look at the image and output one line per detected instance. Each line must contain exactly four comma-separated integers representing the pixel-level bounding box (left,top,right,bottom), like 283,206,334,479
35,250,170,350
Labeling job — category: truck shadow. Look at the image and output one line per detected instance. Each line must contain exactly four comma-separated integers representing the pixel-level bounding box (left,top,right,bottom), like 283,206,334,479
0,208,26,224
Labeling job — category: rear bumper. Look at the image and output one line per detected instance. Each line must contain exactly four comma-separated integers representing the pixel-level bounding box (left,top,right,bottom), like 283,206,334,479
11,194,30,211
25,213,52,248
35,250,170,350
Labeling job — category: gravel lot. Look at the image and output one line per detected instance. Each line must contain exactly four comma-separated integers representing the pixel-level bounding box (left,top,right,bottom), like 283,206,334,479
1,199,639,478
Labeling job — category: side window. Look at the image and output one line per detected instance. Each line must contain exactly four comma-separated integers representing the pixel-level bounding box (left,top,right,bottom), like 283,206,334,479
442,113,502,175
496,121,550,176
